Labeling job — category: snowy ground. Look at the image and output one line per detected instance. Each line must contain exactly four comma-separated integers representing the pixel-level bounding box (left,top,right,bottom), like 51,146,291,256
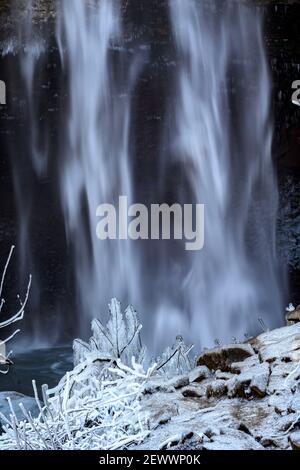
0,299,300,450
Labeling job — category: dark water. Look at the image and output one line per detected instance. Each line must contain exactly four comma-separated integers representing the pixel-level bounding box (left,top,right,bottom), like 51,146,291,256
0,347,73,397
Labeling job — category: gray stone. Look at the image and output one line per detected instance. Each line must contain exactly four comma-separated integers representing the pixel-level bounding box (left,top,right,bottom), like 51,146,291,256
227,363,270,398
181,385,203,398
255,322,300,363
227,375,251,398
188,366,210,383
230,355,260,374
197,343,255,372
0,392,40,427
268,393,292,415
206,380,228,398
250,363,270,397
215,370,234,381
267,361,296,394
286,305,300,325
143,374,189,394
202,429,264,450
166,375,190,390
289,431,300,450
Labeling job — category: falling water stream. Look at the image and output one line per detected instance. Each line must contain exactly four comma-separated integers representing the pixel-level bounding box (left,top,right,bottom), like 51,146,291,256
158,0,284,346
7,0,285,353
56,0,141,334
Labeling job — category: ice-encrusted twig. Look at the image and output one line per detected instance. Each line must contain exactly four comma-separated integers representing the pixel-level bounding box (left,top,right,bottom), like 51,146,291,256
0,357,154,450
0,245,15,300
0,246,31,372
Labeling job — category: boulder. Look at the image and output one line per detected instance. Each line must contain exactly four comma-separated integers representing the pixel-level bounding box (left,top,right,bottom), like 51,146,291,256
143,374,189,394
0,392,40,429
250,363,270,397
202,429,264,450
206,380,228,398
189,366,210,383
255,323,300,363
230,355,260,374
286,305,300,325
289,431,300,450
182,385,203,398
267,360,296,394
227,363,270,398
215,370,234,381
197,343,255,372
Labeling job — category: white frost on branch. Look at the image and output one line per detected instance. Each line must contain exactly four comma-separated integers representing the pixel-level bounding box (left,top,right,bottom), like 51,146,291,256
0,356,155,450
156,335,195,377
0,246,31,374
0,298,194,449
73,298,146,367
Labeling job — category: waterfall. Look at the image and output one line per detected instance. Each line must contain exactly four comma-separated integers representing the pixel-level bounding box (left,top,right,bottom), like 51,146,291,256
56,0,140,333
7,0,48,345
6,0,285,350
155,0,285,347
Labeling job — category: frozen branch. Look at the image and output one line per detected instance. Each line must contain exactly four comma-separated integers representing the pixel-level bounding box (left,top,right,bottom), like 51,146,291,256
0,246,31,373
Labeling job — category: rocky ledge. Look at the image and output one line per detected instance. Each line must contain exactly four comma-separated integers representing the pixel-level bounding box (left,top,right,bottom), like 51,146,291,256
133,321,300,450
1,315,300,450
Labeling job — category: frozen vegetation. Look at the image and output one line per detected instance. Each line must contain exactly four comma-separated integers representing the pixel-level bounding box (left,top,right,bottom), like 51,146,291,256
0,246,31,374
0,298,300,450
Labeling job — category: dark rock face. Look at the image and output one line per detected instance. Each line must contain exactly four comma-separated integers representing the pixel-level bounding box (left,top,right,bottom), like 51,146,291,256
0,391,40,429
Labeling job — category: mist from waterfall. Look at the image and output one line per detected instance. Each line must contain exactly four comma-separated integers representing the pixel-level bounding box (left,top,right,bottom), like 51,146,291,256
154,0,285,348
56,0,140,334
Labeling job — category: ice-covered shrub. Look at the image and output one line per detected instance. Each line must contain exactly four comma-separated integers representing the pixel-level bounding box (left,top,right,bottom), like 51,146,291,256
155,335,195,377
0,246,31,374
0,357,155,450
73,298,146,368
0,298,194,449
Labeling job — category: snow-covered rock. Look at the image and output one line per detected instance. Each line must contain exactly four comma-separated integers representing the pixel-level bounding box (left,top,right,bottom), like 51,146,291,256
189,365,211,383
254,322,300,362
289,431,300,450
285,304,300,325
0,301,300,450
197,343,255,371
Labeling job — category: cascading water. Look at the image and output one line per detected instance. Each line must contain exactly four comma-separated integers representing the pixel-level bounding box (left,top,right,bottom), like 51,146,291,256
6,0,286,350
154,0,285,347
56,0,140,333
19,0,47,177
6,0,49,345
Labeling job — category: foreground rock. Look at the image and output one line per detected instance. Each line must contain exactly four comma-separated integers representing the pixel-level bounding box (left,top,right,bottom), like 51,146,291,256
254,322,300,362
133,322,300,450
0,392,40,432
1,316,300,450
197,343,255,371
286,305,300,325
